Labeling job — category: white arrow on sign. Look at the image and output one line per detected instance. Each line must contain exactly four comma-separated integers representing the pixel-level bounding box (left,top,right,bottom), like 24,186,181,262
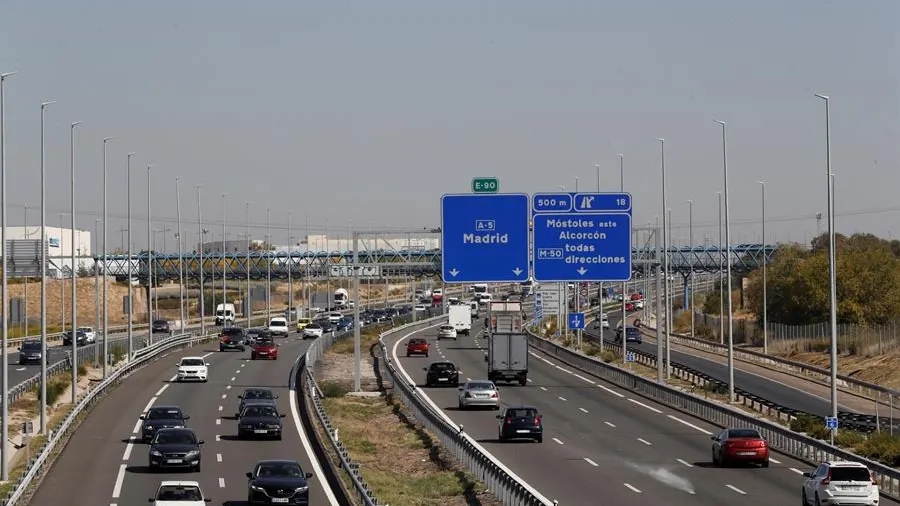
449,269,460,277
577,267,588,275
512,267,523,276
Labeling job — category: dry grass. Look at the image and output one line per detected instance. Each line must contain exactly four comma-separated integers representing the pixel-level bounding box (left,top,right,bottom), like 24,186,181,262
768,347,900,390
322,394,501,506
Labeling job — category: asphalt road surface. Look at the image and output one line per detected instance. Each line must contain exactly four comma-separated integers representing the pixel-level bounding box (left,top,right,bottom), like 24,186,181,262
30,330,335,506
383,319,900,506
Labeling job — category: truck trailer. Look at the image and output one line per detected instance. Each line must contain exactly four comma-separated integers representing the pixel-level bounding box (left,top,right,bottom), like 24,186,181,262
485,301,528,385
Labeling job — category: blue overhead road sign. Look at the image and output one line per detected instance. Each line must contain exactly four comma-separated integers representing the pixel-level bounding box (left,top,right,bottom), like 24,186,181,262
441,193,530,283
532,192,633,283
568,312,585,330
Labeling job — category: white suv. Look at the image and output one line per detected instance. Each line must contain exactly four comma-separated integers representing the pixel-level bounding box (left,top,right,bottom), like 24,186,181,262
78,327,96,343
437,325,457,340
801,460,879,506
267,317,289,337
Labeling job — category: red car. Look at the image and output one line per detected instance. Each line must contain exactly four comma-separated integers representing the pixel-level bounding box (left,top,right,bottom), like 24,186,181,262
630,293,644,301
625,302,635,312
406,338,429,357
711,427,769,467
251,338,278,360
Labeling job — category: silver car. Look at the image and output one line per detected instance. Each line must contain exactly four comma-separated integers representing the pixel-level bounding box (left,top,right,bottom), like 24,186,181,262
457,380,500,410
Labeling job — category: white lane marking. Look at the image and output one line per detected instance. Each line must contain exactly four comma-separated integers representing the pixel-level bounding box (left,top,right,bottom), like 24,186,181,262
604,421,616,428
221,394,227,399
111,464,127,498
526,378,533,383
216,453,223,463
555,365,572,374
236,369,241,374
578,407,589,413
122,440,135,460
769,457,781,464
627,398,663,414
677,458,694,467
624,483,642,494
725,484,746,495
216,419,221,425
230,377,236,381
584,457,599,467
790,467,804,474
666,415,713,435
552,438,564,445
558,396,568,402
573,373,595,384
218,406,223,411
241,363,245,367
131,420,142,434
539,387,548,391
637,438,652,446
142,397,158,413
168,374,177,382
226,385,231,390
155,384,168,396
218,477,225,488
216,434,221,441
15,367,26,372
466,377,472,382
598,384,625,398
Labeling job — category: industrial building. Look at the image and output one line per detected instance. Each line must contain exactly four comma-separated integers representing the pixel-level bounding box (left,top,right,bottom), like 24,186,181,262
0,226,92,278
198,234,440,256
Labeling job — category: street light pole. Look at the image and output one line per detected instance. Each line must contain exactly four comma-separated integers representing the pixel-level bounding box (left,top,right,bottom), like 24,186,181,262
594,164,604,353
245,202,250,329
618,153,626,364
146,165,153,339
94,218,101,340
266,208,271,322
0,70,16,480
717,191,724,345
657,138,671,380
23,205,28,336
758,181,768,354
69,121,81,405
197,186,205,336
815,93,839,422
176,177,185,332
39,99,54,435
127,153,135,359
288,212,293,322
102,136,112,377
305,214,310,318
715,119,736,402
222,193,227,321
687,199,694,337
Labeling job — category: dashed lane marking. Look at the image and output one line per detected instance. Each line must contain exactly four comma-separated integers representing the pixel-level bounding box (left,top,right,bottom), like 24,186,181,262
155,384,168,396
526,378,533,383
790,467,804,474
604,421,616,428
122,440,135,460
769,457,781,464
235,369,241,374
637,438,652,446
142,397,158,413
466,377,472,381
217,453,223,463
597,384,625,398
226,385,231,390
627,398,663,414
552,438,564,445
112,464,127,498
558,396,568,402
230,377,236,382
676,459,693,467
584,458,599,467
624,483,642,494
579,407,589,413
573,373,595,384
216,419,221,425
131,420,141,434
218,478,226,488
216,434,221,442
725,485,746,495
221,394,227,399
666,415,713,435
539,387,548,391
218,406,223,411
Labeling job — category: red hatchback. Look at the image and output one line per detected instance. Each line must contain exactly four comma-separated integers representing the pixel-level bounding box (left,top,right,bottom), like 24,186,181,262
251,338,278,360
406,338,429,357
711,428,769,467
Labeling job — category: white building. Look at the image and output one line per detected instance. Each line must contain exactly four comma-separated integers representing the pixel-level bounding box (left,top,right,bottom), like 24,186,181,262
300,234,439,253
1,226,92,277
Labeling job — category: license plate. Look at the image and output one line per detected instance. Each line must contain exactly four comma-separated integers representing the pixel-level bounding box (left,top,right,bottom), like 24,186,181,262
258,352,267,355
272,499,289,504
737,451,755,456
167,459,183,464
254,429,268,434
438,378,447,381
516,429,529,434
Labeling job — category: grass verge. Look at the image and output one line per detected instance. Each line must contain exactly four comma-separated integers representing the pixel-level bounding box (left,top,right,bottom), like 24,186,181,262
328,323,394,355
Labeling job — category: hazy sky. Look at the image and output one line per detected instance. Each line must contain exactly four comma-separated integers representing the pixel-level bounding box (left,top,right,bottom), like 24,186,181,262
1,0,897,251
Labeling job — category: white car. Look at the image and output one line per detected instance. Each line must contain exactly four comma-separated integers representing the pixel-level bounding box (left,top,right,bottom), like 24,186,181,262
598,314,610,329
801,461,879,506
78,327,96,343
327,312,343,324
267,317,289,337
150,480,211,505
303,323,325,339
414,304,428,312
437,325,457,340
176,357,209,383
632,299,645,309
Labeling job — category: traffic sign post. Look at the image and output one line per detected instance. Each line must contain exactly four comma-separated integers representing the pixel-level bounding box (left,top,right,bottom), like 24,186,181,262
568,312,585,330
825,416,839,445
441,194,530,283
471,177,499,194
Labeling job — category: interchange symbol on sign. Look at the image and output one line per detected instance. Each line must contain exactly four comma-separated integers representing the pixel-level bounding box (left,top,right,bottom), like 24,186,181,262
568,312,585,330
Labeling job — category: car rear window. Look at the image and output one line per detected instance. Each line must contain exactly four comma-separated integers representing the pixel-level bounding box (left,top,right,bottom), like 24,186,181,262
147,408,183,419
430,363,455,371
728,429,761,439
223,328,243,336
243,389,275,399
21,342,40,350
467,382,493,390
830,467,871,482
507,408,537,418
409,338,426,345
270,320,286,327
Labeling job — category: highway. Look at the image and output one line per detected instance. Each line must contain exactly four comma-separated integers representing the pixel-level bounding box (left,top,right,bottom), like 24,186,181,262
384,317,900,506
29,330,335,506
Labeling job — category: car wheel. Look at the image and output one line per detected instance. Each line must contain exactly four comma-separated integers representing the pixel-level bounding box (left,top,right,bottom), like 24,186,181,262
240,346,246,351
425,353,429,357
406,353,410,357
712,450,718,466
535,435,543,443
195,462,201,472
761,459,769,468
814,493,821,506
251,354,256,360
801,489,808,506
275,434,282,441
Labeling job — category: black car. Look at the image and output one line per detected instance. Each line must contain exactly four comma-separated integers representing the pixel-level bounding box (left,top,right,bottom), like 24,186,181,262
615,326,642,344
497,406,543,443
219,327,246,352
236,388,278,417
61,329,87,346
140,405,190,442
318,320,334,333
424,361,459,387
238,403,286,439
152,319,171,334
148,427,204,472
246,459,313,505
17,340,42,365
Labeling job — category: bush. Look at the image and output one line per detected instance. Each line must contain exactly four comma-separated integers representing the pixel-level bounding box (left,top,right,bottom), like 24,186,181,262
320,381,348,398
599,351,617,363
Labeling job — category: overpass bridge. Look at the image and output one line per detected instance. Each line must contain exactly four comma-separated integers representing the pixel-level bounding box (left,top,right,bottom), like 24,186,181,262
95,243,778,282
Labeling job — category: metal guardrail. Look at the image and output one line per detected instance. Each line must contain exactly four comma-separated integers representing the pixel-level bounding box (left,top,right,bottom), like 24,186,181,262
526,330,900,501
2,330,215,506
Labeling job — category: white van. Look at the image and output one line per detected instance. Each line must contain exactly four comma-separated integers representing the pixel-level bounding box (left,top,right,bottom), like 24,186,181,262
477,293,493,306
469,301,479,316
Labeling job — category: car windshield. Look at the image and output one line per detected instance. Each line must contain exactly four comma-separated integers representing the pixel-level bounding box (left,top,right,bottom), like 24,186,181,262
257,462,303,478
243,406,278,418
307,323,321,329
728,429,761,439
243,389,275,400
626,327,639,334
21,342,40,351
156,485,203,501
299,319,311,324
270,320,286,327
430,363,455,372
256,338,275,346
153,430,196,444
147,408,183,420
467,382,494,390
830,467,871,482
153,320,167,325
223,328,243,336
410,339,425,345
506,408,537,418
181,359,204,367
440,326,453,331
77,327,92,332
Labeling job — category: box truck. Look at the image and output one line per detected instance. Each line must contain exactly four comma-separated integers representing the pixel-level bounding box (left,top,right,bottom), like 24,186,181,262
485,301,528,385
448,304,472,336
215,303,236,326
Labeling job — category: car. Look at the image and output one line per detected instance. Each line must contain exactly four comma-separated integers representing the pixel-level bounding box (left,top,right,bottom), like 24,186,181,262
237,403,286,439
246,459,313,505
458,380,500,410
801,460,879,506
318,319,335,333
141,405,190,443
615,326,642,344
336,317,353,331
295,318,312,332
251,336,278,360
437,325,458,340
149,481,212,505
327,312,342,324
61,329,87,346
302,323,324,339
625,302,635,312
148,427,204,472
152,320,172,334
710,427,769,467
236,388,278,417
423,361,459,387
17,340,42,365
219,327,246,352
497,406,543,443
597,313,610,329
78,326,96,343
176,357,209,382
267,317,289,337
406,337,429,357
414,304,428,312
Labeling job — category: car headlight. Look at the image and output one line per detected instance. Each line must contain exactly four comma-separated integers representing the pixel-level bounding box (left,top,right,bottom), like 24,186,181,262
268,424,281,429
184,450,199,458
144,426,154,430
250,485,265,491
240,424,253,430
295,486,309,493
174,424,184,428
150,450,162,457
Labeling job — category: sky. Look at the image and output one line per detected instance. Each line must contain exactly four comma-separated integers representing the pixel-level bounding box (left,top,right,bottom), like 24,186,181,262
1,0,898,252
